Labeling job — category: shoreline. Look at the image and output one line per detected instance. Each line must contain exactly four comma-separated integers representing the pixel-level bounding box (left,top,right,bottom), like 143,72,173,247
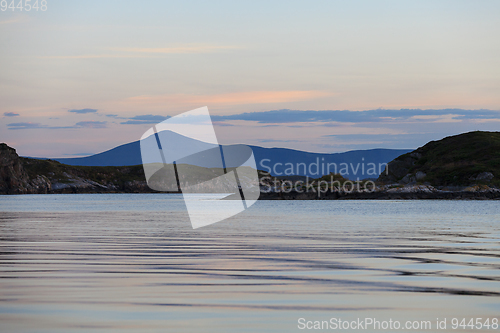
257,189,500,200
257,184,500,200
3,188,498,200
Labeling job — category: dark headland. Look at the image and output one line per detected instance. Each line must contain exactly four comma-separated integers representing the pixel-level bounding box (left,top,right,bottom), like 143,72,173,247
1,131,499,199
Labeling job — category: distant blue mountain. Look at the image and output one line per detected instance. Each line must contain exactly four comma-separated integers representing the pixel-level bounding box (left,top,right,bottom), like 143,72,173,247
56,141,143,166
53,131,411,180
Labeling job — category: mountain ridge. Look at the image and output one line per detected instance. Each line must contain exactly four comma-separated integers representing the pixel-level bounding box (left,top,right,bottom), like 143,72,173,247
47,131,411,180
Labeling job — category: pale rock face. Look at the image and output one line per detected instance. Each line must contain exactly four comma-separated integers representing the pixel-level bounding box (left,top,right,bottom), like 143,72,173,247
386,184,437,193
400,173,416,184
473,172,494,182
415,171,426,180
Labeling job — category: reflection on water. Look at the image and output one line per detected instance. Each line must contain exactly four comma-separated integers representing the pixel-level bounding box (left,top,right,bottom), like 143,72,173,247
0,195,499,332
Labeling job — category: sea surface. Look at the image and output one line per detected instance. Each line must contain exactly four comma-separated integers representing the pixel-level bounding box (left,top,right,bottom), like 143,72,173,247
0,194,499,332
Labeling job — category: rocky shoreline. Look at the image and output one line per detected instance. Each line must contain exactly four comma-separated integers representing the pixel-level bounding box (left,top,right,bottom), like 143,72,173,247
258,184,500,200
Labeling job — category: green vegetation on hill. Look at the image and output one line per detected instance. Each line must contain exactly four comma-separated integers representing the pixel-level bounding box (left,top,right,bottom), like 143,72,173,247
22,158,147,186
378,131,500,187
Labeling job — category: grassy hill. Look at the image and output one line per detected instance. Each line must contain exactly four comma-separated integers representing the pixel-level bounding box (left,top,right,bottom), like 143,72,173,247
22,157,147,188
378,131,500,187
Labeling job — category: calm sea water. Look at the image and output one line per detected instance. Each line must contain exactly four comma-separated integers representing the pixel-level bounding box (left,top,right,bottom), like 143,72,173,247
0,194,499,332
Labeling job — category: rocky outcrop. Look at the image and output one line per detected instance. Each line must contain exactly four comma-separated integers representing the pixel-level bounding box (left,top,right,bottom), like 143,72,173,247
471,172,494,182
377,131,500,187
0,143,51,194
0,143,154,194
0,143,28,193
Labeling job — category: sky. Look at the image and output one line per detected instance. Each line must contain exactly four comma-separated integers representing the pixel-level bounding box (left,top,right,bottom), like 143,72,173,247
1,0,499,157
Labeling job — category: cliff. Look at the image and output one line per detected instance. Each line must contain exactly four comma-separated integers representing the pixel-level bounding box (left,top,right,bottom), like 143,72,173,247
0,143,52,194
